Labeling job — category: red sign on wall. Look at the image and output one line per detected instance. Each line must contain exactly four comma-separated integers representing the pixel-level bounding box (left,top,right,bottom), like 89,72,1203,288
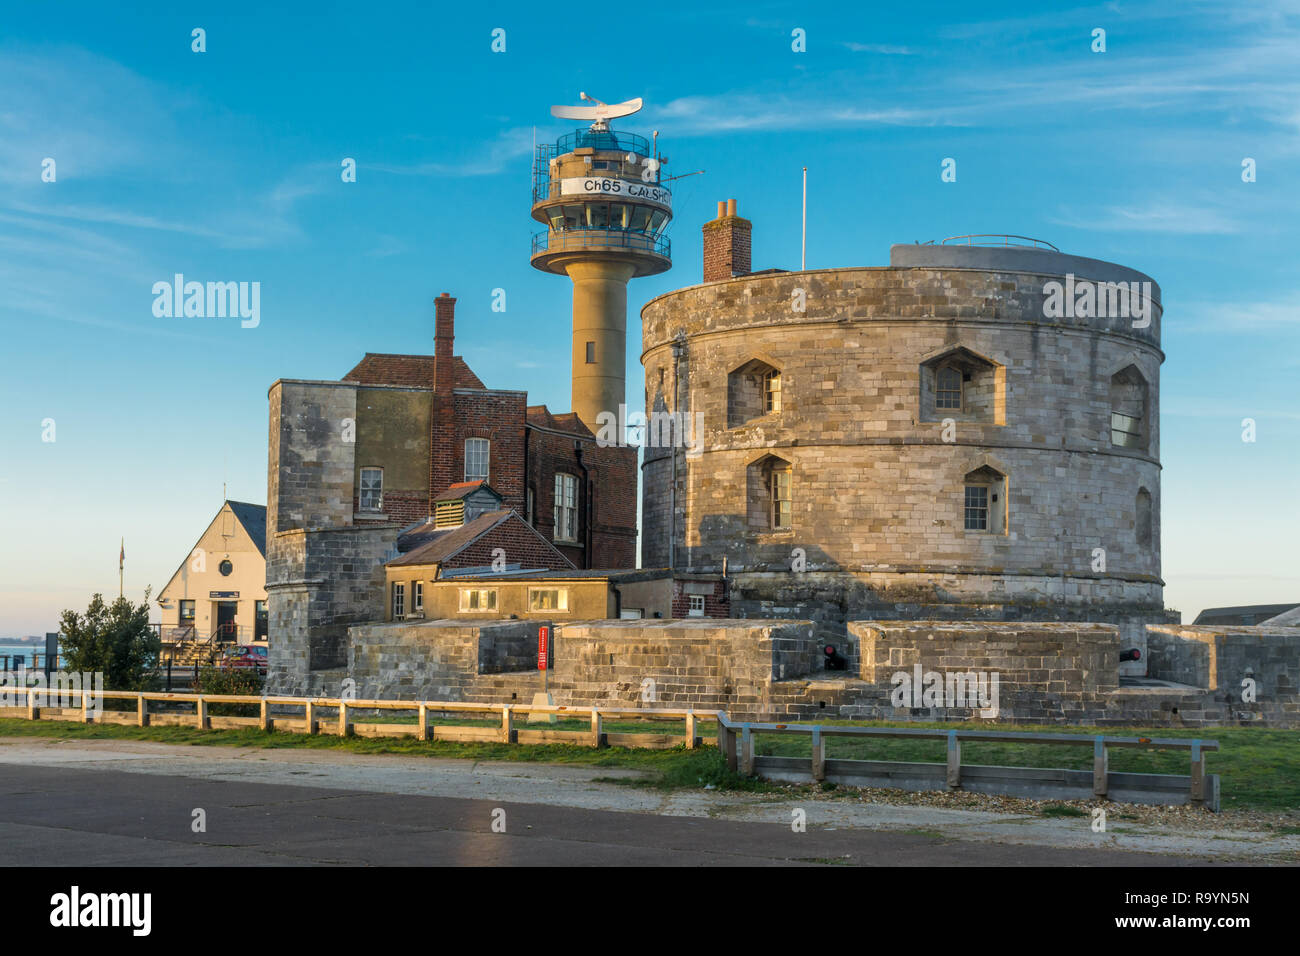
538,626,550,671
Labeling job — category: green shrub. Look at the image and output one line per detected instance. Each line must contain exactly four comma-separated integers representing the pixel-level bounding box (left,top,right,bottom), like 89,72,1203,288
196,667,264,717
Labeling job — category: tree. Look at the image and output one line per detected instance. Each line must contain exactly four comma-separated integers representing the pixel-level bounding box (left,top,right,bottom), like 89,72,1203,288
58,590,160,690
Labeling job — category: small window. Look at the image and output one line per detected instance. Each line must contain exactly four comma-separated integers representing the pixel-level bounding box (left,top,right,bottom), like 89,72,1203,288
464,439,490,483
391,582,405,619
586,341,596,364
360,467,383,511
688,594,705,617
413,581,423,612
964,485,989,531
179,600,195,623
770,467,792,530
529,588,569,612
1111,412,1142,448
554,473,578,542
764,369,781,413
526,487,535,525
936,366,963,410
459,588,497,612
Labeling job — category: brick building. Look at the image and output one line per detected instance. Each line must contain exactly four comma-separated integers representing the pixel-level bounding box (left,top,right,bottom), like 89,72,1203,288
265,293,636,691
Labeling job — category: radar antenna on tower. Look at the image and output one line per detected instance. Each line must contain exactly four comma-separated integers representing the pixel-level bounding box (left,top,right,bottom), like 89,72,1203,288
550,93,643,131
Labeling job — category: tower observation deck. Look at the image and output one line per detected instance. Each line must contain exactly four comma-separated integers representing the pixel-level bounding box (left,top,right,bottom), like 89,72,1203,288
531,94,672,432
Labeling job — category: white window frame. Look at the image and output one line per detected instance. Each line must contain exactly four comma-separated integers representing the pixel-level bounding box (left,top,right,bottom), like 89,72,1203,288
688,594,705,617
763,369,781,413
464,438,490,483
964,485,989,532
458,588,498,613
413,581,423,613
360,467,383,511
391,582,405,619
935,366,963,411
770,466,792,531
554,473,578,543
528,588,569,612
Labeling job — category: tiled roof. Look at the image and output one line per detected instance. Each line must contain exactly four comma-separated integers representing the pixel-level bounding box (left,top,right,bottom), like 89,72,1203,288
226,501,267,557
342,353,485,390
386,511,513,567
526,404,592,437
435,480,502,503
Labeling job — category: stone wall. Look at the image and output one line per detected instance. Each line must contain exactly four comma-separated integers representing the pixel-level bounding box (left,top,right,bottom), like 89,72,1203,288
325,617,1300,728
1146,625,1300,723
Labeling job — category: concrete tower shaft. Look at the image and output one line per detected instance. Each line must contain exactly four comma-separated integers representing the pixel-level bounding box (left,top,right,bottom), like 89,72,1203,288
566,259,636,430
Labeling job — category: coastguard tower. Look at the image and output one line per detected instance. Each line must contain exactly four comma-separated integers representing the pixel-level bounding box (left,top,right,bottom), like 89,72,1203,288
531,94,672,431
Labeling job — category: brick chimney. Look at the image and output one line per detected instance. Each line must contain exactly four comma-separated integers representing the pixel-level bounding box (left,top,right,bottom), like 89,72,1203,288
434,292,455,394
702,198,751,283
430,293,456,508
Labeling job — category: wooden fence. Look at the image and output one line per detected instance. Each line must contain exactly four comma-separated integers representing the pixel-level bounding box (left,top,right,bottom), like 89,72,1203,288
0,687,718,750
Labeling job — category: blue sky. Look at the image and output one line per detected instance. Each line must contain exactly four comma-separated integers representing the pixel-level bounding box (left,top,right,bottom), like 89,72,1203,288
1,1,1297,634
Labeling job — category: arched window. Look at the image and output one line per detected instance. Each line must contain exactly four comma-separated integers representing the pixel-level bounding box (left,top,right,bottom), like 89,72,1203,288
1110,366,1149,451
747,455,793,531
1136,488,1153,547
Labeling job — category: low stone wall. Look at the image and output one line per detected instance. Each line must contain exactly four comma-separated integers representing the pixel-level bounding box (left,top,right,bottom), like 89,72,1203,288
1146,624,1300,724
275,617,1300,728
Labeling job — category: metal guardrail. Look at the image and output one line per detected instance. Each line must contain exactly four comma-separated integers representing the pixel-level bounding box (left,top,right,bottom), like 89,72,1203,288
531,228,670,258
715,716,1220,810
940,234,1059,251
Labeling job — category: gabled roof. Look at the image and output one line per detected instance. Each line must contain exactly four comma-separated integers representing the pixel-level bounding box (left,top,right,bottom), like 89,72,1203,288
386,510,575,571
343,353,485,390
157,501,267,601
227,501,267,557
435,480,502,503
526,404,593,437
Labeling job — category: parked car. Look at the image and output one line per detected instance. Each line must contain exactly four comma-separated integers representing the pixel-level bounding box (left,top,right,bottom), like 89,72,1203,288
217,645,268,673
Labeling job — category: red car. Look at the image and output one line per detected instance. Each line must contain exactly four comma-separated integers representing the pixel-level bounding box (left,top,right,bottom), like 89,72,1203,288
218,645,268,673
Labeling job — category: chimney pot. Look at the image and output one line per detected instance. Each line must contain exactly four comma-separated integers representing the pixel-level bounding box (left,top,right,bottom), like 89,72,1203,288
716,200,726,219
726,198,737,217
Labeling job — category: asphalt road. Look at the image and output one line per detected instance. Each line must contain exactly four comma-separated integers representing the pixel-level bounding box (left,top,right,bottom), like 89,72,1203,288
0,762,1207,866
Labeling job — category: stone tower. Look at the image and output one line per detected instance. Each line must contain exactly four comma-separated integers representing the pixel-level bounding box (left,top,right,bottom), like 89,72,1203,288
530,95,672,431
642,224,1174,668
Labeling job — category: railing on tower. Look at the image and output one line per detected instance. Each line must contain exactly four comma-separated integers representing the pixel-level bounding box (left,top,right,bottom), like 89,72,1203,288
531,229,670,258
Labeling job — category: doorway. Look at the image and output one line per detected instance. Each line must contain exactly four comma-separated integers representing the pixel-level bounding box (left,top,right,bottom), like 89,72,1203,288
214,601,238,643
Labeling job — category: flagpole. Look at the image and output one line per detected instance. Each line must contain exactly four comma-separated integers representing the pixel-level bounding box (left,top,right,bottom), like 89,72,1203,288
119,537,124,598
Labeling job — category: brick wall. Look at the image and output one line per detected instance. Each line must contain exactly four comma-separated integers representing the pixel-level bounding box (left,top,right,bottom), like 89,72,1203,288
702,201,752,283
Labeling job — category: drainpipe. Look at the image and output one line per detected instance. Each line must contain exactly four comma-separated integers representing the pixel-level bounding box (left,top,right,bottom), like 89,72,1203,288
575,445,591,569
669,335,685,571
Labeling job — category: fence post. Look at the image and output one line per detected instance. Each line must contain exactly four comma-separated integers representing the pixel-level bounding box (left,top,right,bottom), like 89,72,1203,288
946,731,961,789
590,708,602,748
740,723,754,776
811,726,826,782
418,703,429,742
137,695,148,727
684,710,697,749
304,700,316,735
197,696,209,730
26,686,37,721
501,706,515,744
1189,740,1205,807
718,719,738,772
81,691,90,724
259,698,270,732
338,700,350,737
1093,736,1109,798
